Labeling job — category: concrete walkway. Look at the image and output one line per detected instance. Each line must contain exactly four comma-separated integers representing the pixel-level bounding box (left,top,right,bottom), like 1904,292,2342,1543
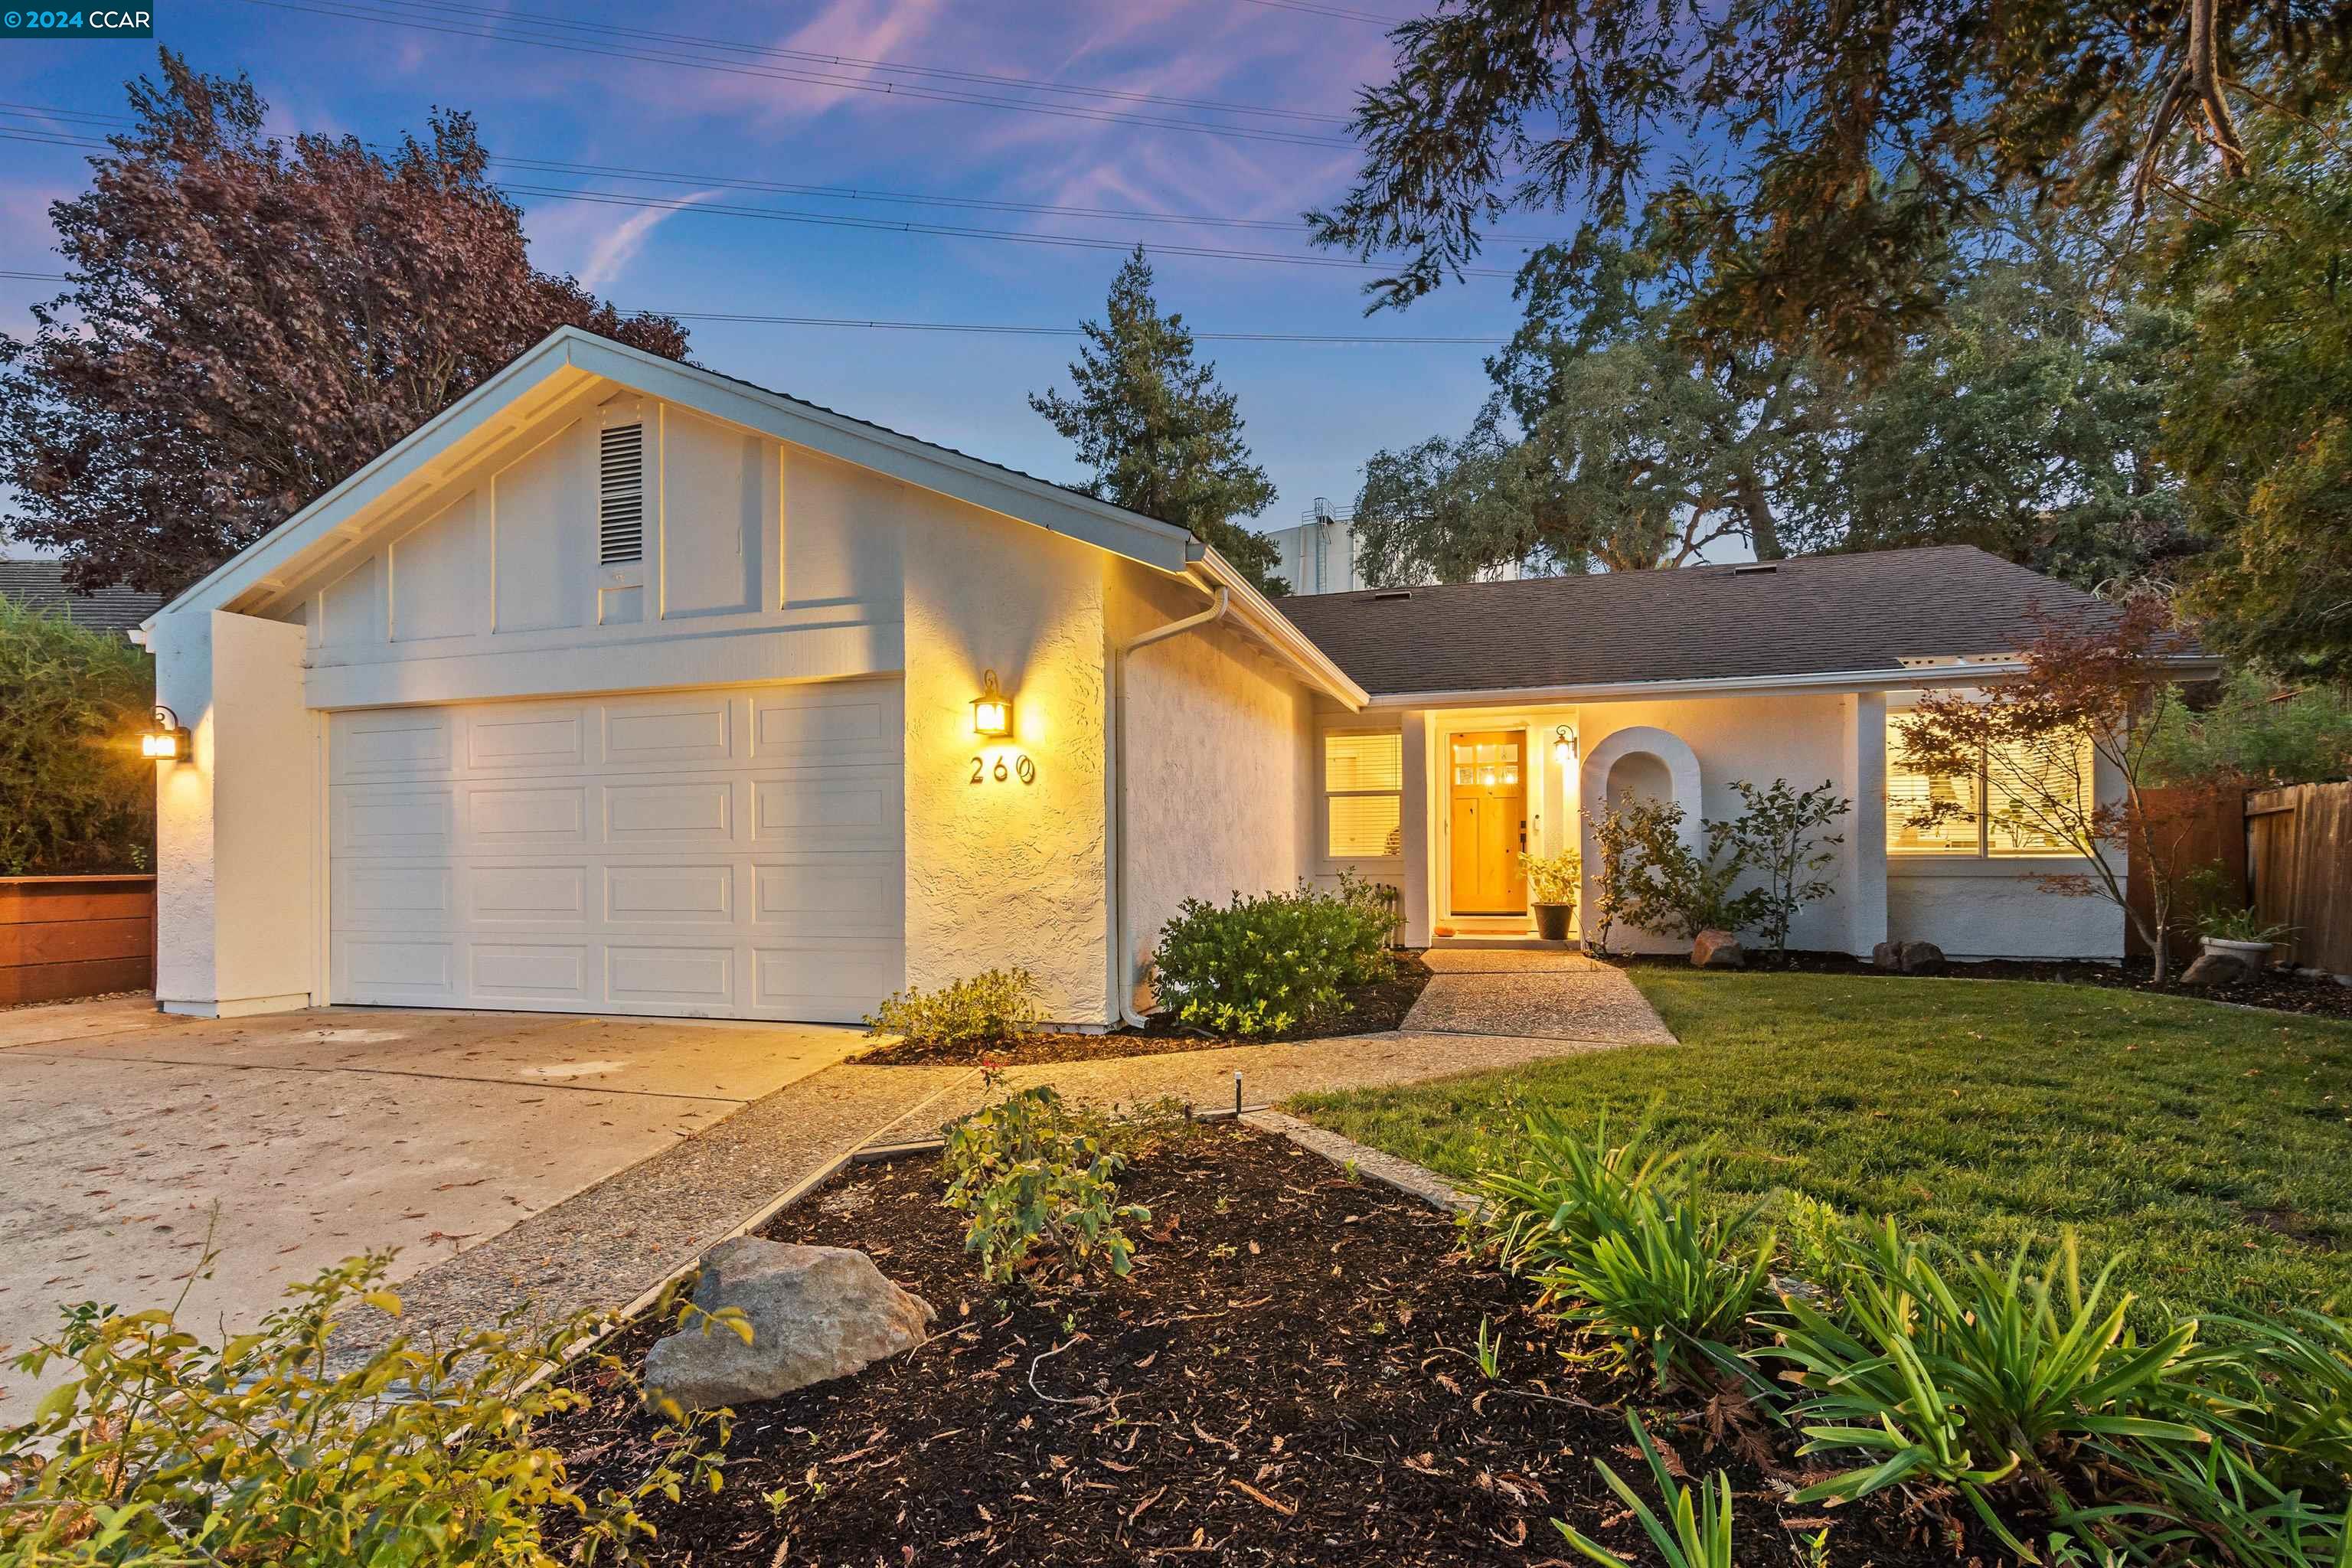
1406,947,1679,1044
4,957,1674,1377
352,953,1675,1352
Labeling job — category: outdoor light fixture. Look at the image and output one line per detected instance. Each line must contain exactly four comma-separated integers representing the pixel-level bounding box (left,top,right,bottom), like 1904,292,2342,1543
142,705,191,763
1552,725,1579,764
971,669,1014,739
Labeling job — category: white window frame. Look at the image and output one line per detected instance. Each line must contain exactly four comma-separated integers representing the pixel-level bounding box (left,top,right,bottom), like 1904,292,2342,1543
1320,726,1404,867
1886,727,2095,861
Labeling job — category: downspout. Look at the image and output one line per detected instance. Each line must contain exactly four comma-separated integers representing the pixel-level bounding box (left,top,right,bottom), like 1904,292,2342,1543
1108,585,1230,1027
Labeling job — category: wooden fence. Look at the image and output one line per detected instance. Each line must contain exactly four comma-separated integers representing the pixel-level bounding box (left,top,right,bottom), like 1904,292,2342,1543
2247,782,2352,978
0,874,155,1005
2125,786,2247,964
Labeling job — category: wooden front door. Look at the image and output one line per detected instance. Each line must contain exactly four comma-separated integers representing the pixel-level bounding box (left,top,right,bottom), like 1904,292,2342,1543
1448,730,1527,915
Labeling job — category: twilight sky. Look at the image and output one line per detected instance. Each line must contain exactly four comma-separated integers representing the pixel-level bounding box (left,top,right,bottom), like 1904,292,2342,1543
0,0,1545,543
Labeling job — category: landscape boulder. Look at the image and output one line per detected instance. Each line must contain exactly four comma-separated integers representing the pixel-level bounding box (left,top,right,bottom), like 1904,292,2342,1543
1690,930,1745,969
1872,939,1949,975
645,1237,935,1410
2180,950,2258,988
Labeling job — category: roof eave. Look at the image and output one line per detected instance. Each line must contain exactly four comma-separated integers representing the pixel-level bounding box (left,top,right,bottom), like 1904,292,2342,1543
1191,548,1369,710
1356,652,2222,708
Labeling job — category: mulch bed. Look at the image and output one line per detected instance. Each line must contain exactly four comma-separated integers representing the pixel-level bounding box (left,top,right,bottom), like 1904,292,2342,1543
1616,948,2352,1022
546,1124,1992,1566
855,954,1434,1067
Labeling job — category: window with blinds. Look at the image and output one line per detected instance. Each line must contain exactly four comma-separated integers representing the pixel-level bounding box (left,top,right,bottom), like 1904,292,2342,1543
1325,731,1403,858
598,423,645,565
1886,725,2092,858
1985,734,2092,856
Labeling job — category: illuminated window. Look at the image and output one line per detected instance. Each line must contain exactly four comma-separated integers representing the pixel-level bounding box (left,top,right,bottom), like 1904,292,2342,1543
1886,727,2093,858
1325,731,1403,858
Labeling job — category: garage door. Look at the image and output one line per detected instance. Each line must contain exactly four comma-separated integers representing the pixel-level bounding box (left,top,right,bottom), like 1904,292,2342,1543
328,679,903,1023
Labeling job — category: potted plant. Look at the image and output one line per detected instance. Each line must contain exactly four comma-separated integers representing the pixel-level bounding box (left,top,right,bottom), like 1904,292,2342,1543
2197,906,2294,971
1519,848,1583,941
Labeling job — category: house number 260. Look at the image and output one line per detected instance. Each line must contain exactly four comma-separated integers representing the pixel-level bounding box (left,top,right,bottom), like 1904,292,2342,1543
970,753,1037,785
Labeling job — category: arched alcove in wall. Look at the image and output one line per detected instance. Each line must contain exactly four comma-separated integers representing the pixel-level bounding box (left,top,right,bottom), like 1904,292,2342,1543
1577,726,1704,922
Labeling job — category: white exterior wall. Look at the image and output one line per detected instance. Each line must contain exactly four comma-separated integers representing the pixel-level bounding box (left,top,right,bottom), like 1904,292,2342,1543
900,492,1118,1024
1116,564,1318,1010
1337,684,2121,960
152,609,318,1015
1886,738,2126,959
153,379,1305,1026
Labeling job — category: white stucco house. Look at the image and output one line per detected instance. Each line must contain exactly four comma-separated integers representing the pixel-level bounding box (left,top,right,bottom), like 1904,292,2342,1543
139,328,2202,1028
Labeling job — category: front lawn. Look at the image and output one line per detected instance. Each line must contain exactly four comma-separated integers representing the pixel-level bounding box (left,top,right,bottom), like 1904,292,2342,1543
1293,971,2352,1324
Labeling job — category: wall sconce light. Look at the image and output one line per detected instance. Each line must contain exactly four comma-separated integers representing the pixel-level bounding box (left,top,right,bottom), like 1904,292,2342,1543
971,670,1014,739
1552,724,1579,765
142,705,191,763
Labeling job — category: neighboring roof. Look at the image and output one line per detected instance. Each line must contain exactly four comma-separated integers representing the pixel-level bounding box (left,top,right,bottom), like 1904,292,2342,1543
1275,546,2178,699
0,560,164,634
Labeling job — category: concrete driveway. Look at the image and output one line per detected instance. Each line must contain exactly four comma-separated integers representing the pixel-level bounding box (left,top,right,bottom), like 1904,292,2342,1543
0,995,866,1419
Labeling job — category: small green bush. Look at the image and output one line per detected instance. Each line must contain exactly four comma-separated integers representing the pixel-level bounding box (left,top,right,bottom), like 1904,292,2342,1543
1469,1111,1772,1388
1149,877,1396,1039
0,597,154,876
940,1078,1149,1285
865,968,1040,1051
1770,1222,2202,1556
0,1253,733,1566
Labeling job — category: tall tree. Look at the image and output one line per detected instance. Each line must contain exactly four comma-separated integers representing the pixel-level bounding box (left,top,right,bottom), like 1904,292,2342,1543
1309,0,2352,371
1031,248,1286,596
1356,207,2190,586
0,51,690,595
1786,210,2193,587
1354,227,1844,579
2152,94,2352,678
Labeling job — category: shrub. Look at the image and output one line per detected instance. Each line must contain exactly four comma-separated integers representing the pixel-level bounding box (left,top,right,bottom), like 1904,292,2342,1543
1149,880,1394,1039
0,1253,733,1566
1469,1112,1772,1388
1770,1222,2202,1556
1721,779,1849,955
941,1077,1149,1285
865,968,1040,1051
1586,799,1674,955
1555,1413,1736,1568
0,597,153,876
1520,847,1583,905
1609,800,1761,942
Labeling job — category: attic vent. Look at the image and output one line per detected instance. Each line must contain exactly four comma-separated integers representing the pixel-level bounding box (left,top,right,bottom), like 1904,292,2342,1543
599,423,646,564
1370,588,1413,600
1733,562,1779,575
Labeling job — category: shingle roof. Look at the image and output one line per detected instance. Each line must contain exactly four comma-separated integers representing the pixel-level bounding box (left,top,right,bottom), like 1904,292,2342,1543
1272,546,2122,697
0,560,165,634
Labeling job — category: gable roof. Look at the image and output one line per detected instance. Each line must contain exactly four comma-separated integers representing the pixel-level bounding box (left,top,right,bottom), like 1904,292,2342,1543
0,560,164,634
1275,546,2194,700
156,326,1205,625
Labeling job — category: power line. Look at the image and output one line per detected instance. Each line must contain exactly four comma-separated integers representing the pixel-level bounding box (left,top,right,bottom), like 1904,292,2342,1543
1231,0,1414,24
0,270,1503,344
371,0,1353,126
0,127,1520,277
234,0,1361,151
0,100,1563,247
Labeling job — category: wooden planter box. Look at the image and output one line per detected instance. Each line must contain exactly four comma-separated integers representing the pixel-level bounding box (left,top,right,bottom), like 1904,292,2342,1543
0,874,156,1005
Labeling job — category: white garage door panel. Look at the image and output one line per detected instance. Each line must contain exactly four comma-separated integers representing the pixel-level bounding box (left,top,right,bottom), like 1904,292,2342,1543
328,680,903,1023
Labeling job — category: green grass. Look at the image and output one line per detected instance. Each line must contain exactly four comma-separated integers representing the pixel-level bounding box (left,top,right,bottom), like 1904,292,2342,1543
1293,972,2352,1323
